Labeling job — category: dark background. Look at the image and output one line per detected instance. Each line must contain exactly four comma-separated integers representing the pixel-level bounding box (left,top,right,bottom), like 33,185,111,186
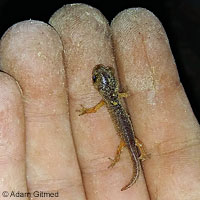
0,0,199,121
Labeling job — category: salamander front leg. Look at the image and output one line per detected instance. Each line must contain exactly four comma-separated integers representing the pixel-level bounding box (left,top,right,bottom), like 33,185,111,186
77,99,105,116
108,140,126,168
118,92,130,98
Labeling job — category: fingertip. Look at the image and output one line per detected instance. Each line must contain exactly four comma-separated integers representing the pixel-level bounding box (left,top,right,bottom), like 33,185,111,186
111,7,179,93
0,72,22,98
49,3,113,100
0,19,65,98
49,3,109,33
0,19,63,68
112,8,164,37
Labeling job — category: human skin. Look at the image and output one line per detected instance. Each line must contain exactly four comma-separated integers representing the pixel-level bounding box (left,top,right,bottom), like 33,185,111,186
0,3,199,200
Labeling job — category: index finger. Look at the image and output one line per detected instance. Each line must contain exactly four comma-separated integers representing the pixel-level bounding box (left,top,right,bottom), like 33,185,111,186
111,8,200,199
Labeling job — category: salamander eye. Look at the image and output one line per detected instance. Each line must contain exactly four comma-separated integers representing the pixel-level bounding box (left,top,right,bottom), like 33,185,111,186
92,74,97,83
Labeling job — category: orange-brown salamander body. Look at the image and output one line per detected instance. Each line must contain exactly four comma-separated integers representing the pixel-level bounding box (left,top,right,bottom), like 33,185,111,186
79,64,147,191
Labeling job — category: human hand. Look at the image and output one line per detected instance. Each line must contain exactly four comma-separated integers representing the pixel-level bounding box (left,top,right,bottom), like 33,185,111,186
0,4,199,200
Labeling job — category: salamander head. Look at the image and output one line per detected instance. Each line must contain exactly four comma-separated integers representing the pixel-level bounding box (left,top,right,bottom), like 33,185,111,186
92,64,119,97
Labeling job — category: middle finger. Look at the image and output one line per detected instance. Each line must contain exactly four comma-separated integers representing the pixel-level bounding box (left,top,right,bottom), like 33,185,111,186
50,4,149,199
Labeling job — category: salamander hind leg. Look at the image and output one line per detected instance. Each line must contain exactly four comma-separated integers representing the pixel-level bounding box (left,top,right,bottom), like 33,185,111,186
108,140,126,168
135,137,150,161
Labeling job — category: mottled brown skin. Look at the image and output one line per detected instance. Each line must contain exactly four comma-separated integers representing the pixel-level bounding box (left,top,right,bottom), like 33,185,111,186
92,64,140,191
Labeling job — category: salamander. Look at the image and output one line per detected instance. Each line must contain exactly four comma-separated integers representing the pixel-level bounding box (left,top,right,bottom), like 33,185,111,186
79,64,148,191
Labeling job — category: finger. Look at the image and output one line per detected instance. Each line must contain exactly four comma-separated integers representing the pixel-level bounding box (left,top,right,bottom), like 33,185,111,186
0,21,85,199
0,73,28,198
49,4,149,199
111,8,200,199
